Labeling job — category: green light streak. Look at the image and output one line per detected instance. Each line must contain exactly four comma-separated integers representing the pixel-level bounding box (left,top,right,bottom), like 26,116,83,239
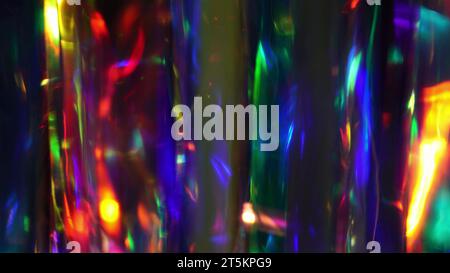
127,230,135,252
23,216,30,233
253,42,268,102
347,52,362,95
410,117,418,146
49,112,61,163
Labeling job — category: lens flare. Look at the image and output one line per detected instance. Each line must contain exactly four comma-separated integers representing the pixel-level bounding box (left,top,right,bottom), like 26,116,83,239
100,198,120,224
407,82,450,249
241,203,256,225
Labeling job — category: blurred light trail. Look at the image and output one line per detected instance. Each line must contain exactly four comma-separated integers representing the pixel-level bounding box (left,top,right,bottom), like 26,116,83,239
407,82,450,249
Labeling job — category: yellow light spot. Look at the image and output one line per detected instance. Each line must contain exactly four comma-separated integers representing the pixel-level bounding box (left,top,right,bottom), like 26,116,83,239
40,78,50,87
61,139,70,150
100,198,120,223
44,4,60,42
241,203,256,225
408,92,415,114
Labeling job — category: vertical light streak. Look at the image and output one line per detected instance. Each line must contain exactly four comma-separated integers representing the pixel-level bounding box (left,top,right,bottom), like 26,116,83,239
96,149,121,237
44,4,60,46
407,139,446,238
44,0,100,251
346,50,362,96
407,82,450,249
251,42,268,101
44,0,66,251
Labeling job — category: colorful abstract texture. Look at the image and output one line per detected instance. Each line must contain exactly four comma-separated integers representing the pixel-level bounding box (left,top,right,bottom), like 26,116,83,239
1,0,450,253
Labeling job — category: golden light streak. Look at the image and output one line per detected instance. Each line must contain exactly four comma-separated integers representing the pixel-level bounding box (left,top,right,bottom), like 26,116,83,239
406,81,450,248
44,1,60,44
406,139,446,238
346,120,352,149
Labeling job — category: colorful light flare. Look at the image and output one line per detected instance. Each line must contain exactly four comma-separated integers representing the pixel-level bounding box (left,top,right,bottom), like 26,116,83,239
241,203,256,225
44,3,60,44
5,0,450,254
100,197,120,224
406,82,450,248
407,139,447,239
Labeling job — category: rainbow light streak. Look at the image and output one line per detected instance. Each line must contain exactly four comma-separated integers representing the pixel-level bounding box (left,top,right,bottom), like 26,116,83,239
407,82,450,248
5,0,450,253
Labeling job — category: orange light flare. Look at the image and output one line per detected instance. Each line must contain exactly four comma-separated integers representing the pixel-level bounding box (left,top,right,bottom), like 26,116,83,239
64,198,91,241
100,196,120,223
95,146,121,235
406,82,450,249
343,0,361,13
99,188,121,235
350,0,361,10
241,203,257,225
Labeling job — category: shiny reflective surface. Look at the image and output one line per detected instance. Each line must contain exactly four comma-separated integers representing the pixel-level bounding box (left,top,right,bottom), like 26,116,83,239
1,0,450,253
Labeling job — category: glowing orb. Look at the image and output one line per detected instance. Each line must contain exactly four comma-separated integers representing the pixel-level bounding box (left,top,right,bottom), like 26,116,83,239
100,198,120,223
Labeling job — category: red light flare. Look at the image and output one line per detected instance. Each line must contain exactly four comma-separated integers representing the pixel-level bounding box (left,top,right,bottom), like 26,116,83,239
99,28,145,118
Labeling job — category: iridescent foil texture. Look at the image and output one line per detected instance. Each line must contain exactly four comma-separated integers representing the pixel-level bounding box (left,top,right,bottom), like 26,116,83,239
1,0,450,253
